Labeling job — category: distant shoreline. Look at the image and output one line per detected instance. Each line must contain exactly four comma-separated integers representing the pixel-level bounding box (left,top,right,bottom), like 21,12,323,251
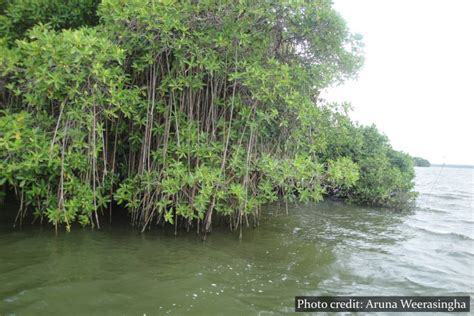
427,164,474,169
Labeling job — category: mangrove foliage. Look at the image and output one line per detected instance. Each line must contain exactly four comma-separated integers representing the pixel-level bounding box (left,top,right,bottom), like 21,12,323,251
0,0,416,235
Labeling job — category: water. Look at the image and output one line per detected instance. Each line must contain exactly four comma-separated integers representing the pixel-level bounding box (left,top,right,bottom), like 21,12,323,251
0,167,473,315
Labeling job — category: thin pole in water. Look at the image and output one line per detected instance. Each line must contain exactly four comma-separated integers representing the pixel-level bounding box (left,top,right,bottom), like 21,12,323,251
423,161,446,207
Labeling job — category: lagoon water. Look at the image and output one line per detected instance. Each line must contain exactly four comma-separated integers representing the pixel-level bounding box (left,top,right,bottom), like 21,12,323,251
0,167,473,315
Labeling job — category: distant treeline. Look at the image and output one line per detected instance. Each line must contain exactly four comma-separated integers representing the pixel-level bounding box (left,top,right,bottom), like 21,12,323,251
413,157,431,167
0,0,416,234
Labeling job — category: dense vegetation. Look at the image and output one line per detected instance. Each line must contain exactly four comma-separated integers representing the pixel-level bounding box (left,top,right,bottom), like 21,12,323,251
413,157,431,167
0,0,416,235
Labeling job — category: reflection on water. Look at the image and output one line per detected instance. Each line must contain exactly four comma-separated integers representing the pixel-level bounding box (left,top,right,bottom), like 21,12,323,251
0,167,473,315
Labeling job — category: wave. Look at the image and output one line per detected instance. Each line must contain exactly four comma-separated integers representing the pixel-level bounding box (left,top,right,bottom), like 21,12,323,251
441,249,474,258
414,206,447,214
406,225,473,241
419,192,473,200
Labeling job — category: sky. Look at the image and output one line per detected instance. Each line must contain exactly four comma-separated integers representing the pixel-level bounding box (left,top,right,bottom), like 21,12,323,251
323,0,474,165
